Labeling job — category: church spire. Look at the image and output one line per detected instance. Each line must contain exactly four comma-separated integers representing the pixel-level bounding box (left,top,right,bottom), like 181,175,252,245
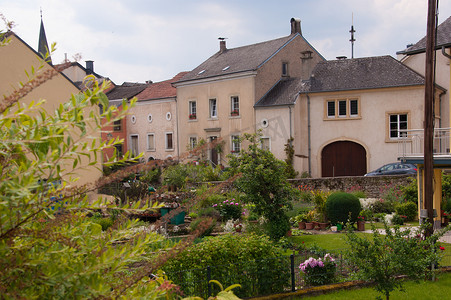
38,9,52,64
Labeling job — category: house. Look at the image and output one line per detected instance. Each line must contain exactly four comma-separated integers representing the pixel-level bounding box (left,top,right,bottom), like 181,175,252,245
58,60,112,91
396,16,451,227
397,15,451,130
173,18,324,166
127,72,188,162
0,30,102,187
104,82,148,161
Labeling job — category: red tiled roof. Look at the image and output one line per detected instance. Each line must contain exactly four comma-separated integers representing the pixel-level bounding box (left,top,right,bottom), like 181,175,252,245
136,72,188,100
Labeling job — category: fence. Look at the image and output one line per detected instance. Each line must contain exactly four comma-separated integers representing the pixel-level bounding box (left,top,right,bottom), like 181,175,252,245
166,250,451,298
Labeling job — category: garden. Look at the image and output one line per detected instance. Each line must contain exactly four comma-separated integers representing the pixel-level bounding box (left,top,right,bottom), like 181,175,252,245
3,29,451,298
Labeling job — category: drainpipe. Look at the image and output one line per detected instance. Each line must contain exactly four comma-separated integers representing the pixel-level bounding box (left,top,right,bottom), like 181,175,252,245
307,93,312,175
288,105,293,139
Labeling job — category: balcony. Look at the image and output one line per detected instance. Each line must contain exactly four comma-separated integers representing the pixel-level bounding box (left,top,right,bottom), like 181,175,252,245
398,128,451,165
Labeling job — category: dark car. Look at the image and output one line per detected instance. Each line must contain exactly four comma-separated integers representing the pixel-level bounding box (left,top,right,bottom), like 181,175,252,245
364,162,417,177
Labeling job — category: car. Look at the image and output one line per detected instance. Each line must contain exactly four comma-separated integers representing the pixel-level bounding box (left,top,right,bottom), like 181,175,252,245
364,162,417,177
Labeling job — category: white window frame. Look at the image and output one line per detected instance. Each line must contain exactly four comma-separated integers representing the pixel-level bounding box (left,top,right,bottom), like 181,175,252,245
189,136,197,150
388,113,408,139
231,135,241,153
130,134,139,157
209,98,217,118
260,137,271,151
189,100,197,120
231,96,240,116
165,132,174,151
147,133,155,151
325,98,360,119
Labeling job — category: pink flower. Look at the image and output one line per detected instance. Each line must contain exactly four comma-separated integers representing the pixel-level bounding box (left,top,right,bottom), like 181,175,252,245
318,261,324,267
235,203,239,206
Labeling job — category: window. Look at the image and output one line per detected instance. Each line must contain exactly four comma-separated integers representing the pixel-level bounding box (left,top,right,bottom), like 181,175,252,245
189,136,197,150
282,62,289,76
147,113,153,123
114,144,123,158
231,135,241,153
209,98,217,118
130,135,139,157
113,120,122,131
165,132,173,150
389,113,408,139
166,112,172,121
325,98,360,119
147,133,155,151
131,115,136,124
231,96,240,116
261,137,270,151
189,101,197,120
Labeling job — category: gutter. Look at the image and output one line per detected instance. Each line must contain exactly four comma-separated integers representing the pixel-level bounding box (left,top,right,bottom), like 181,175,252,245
307,93,311,175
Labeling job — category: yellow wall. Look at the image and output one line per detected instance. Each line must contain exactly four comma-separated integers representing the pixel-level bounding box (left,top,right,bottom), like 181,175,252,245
0,34,102,188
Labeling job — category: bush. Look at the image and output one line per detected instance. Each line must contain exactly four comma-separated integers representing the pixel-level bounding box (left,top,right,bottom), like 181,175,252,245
391,214,406,225
395,201,417,221
299,254,337,286
213,199,244,221
189,217,216,237
163,233,289,298
162,164,188,189
401,178,418,204
325,192,361,224
370,199,395,214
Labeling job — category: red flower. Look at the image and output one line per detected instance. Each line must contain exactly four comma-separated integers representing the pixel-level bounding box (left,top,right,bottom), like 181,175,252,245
440,246,445,251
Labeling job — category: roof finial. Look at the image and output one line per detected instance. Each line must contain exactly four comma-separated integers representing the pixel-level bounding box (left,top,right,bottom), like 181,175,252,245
40,7,42,19
349,12,356,59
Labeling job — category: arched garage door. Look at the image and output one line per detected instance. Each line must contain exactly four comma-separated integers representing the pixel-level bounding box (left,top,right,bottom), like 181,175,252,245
321,141,367,177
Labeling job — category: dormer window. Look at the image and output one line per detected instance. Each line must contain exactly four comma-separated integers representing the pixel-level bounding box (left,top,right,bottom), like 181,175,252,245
198,70,206,75
222,66,230,71
282,62,289,76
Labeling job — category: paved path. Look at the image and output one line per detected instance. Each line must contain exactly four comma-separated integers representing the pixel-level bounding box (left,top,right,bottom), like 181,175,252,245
362,225,451,243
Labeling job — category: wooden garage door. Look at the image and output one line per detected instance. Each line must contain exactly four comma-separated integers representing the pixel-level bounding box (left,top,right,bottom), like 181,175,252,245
321,141,366,177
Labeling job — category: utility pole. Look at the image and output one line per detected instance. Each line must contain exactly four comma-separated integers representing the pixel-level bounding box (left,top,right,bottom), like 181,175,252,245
424,0,437,237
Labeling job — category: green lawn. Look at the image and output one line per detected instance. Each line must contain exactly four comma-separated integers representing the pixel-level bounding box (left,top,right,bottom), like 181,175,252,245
297,271,451,299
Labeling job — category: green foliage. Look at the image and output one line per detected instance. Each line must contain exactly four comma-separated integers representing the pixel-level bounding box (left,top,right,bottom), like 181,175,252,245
189,217,216,237
325,192,361,224
391,214,406,225
401,178,418,204
163,233,289,298
284,137,298,179
299,254,337,286
91,213,114,231
228,132,298,240
312,190,330,222
163,163,189,188
0,42,176,298
394,201,417,221
442,173,451,201
370,199,395,214
213,199,244,221
345,222,448,300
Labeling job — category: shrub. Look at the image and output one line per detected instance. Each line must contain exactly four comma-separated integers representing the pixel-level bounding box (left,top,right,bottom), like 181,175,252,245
299,254,337,286
395,201,417,221
401,178,418,204
189,217,216,237
370,199,395,214
163,233,289,298
391,214,406,225
325,192,361,224
162,164,188,189
213,199,244,221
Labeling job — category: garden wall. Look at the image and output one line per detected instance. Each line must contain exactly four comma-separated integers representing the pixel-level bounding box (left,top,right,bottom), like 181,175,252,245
289,175,415,198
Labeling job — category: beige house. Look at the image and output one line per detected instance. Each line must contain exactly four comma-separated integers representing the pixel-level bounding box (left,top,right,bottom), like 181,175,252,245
0,32,102,187
257,56,444,178
174,18,324,166
127,72,187,162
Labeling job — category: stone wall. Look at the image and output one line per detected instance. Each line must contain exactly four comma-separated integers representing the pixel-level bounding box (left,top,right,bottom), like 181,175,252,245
289,175,415,198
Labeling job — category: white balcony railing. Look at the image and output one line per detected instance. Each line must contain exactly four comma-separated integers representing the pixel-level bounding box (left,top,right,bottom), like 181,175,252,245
398,127,451,158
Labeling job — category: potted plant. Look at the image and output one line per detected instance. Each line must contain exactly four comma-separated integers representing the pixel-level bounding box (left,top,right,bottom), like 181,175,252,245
189,113,196,120
296,213,307,229
305,210,315,230
312,190,330,230
357,216,366,231
230,109,239,116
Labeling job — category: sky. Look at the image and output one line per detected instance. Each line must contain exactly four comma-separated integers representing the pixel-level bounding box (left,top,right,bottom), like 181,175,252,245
1,0,451,85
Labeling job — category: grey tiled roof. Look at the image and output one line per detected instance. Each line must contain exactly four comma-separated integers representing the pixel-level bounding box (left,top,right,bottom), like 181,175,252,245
307,56,425,93
176,34,298,83
397,16,451,55
106,82,148,101
254,77,307,107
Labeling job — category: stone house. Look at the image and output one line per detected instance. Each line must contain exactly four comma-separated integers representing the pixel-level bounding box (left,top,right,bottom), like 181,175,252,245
173,18,324,166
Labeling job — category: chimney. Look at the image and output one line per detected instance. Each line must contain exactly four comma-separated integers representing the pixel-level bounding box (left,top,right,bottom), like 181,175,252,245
85,60,94,74
290,18,302,35
218,37,227,53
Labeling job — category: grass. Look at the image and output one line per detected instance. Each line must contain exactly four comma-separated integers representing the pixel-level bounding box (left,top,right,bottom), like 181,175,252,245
297,271,451,299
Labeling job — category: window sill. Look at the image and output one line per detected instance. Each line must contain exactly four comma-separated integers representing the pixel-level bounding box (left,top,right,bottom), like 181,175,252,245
165,149,174,152
323,116,361,121
188,119,198,122
208,117,219,121
229,115,241,119
147,149,156,152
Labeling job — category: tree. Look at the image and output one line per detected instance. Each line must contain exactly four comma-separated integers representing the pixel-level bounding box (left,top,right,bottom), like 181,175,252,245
0,24,182,298
344,222,448,300
228,133,299,240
